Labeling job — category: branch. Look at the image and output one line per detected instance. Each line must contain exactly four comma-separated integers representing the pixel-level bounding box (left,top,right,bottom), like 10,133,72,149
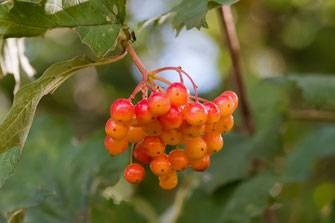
263,207,278,223
289,109,335,122
218,6,255,135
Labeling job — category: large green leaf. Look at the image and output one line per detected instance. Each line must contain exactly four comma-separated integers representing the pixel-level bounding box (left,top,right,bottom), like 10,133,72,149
0,0,126,57
0,55,115,188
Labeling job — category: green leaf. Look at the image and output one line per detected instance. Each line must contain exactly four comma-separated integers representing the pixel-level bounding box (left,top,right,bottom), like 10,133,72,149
201,118,283,193
285,125,335,181
0,147,20,189
220,173,278,223
139,0,238,34
0,0,126,57
267,75,335,110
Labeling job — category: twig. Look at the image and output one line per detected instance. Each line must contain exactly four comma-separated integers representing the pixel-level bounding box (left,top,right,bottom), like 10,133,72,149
218,6,255,135
263,207,278,223
289,109,335,122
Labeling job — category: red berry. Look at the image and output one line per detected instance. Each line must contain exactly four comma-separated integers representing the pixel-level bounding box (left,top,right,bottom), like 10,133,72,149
203,102,220,124
166,82,190,106
160,129,183,145
185,137,207,160
221,91,238,110
159,171,178,190
150,154,172,176
213,115,234,133
104,136,128,156
127,126,146,143
158,106,183,130
105,118,129,140
134,141,152,164
168,149,189,171
143,136,166,157
142,119,162,136
110,99,135,123
181,121,205,138
124,163,145,184
148,92,171,116
214,95,235,117
190,154,210,172
135,99,155,124
202,132,223,155
184,102,208,125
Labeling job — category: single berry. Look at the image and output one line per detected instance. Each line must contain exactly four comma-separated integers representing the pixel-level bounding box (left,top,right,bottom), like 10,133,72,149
184,102,208,125
129,115,142,127
160,129,183,145
105,118,129,140
110,99,135,123
185,137,207,160
214,95,235,117
166,82,190,106
202,132,223,155
124,163,145,184
104,136,128,156
213,115,234,133
134,141,152,164
221,91,238,110
135,99,155,124
168,149,190,171
127,126,147,143
204,124,215,133
142,119,163,136
150,154,172,176
148,92,171,116
143,136,166,157
203,102,220,124
158,106,183,130
181,121,205,138
159,170,178,190
190,154,211,172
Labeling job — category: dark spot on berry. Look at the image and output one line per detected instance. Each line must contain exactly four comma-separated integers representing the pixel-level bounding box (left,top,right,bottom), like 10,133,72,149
161,169,164,172
113,128,116,131
118,120,121,122
136,179,139,182
153,131,157,134
189,134,192,137
214,150,217,152
157,152,160,154
228,104,230,107
201,148,204,151
157,104,160,107
200,120,203,123
176,93,179,96
171,137,174,141
152,117,155,120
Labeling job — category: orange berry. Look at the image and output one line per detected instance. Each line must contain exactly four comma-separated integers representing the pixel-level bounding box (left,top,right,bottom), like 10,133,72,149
134,141,152,164
159,171,178,190
110,99,135,123
127,126,146,143
148,92,171,116
105,118,129,140
104,136,128,156
166,82,190,106
150,154,172,176
213,115,234,133
190,154,210,172
202,132,223,155
203,102,220,124
168,149,189,171
135,99,155,124
142,119,163,136
158,106,183,130
214,95,235,117
184,102,208,125
160,129,183,145
185,137,207,160
143,136,166,157
221,91,238,110
124,163,145,184
181,121,205,138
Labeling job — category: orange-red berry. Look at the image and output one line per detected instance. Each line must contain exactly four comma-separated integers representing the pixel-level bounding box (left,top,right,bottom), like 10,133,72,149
221,91,238,110
184,102,208,125
185,137,207,160
181,121,205,138
105,118,129,140
124,163,145,184
168,149,189,171
110,99,135,123
159,171,178,190
166,82,190,106
190,154,210,171
142,119,163,136
203,102,220,124
214,95,235,117
160,129,183,145
158,106,183,130
143,136,166,157
148,92,171,116
213,115,234,133
202,132,223,155
134,141,152,164
150,154,172,176
135,99,155,124
127,126,146,143
104,136,128,156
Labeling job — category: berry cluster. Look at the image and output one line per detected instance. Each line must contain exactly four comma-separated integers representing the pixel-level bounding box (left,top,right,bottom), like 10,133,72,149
104,67,238,190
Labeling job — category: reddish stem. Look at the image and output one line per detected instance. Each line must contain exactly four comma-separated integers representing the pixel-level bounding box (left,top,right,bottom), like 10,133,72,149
125,43,148,75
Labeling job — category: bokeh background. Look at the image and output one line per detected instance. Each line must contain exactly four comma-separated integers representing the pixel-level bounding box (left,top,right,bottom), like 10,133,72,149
0,0,335,222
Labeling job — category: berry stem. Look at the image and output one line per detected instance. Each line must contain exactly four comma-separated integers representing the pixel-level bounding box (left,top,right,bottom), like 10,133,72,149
124,42,148,75
130,143,135,164
189,95,211,103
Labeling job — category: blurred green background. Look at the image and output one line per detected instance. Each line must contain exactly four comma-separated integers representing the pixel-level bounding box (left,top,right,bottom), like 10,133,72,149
1,0,335,222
